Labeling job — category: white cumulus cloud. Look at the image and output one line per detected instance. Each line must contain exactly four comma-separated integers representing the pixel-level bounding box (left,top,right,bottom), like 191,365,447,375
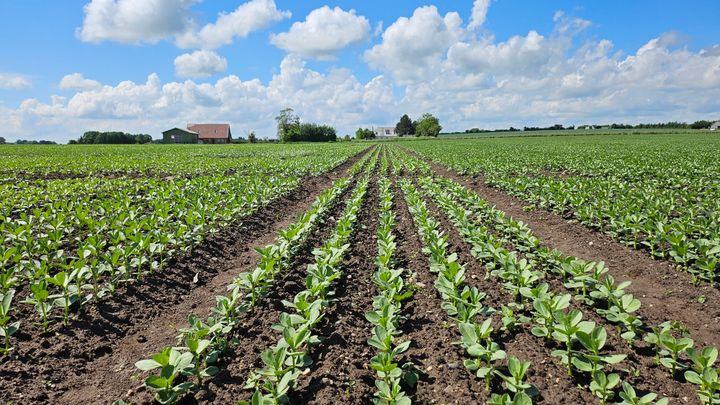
468,0,491,30
0,73,31,90
176,0,290,49
59,73,102,90
76,0,198,44
270,6,370,59
364,6,464,84
174,50,228,78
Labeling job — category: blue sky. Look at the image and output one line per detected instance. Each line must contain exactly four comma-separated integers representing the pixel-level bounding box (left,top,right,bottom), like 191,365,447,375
1,0,719,141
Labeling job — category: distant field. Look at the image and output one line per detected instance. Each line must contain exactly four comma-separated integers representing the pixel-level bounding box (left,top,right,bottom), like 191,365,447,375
437,127,710,139
1,135,719,404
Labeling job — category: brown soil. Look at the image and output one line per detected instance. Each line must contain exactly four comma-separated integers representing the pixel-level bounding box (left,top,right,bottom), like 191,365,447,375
404,148,720,350
0,148,371,404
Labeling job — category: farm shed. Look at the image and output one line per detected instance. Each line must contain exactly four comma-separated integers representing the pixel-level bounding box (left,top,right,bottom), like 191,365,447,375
187,123,232,144
162,128,198,144
711,121,720,131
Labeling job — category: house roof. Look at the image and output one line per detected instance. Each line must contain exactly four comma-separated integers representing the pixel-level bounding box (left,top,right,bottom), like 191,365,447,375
711,121,720,130
187,123,231,139
163,127,198,135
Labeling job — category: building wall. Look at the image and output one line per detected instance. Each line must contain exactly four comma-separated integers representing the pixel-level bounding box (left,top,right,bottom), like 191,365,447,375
163,129,198,144
374,127,397,137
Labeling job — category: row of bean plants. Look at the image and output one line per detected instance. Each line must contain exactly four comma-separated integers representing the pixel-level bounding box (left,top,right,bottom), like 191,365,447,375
241,161,375,404
366,174,415,404
401,135,720,285
415,169,717,404
399,178,536,404
130,149,376,404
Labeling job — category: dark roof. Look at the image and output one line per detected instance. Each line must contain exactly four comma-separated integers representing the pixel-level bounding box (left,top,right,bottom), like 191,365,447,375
187,123,231,139
163,127,198,135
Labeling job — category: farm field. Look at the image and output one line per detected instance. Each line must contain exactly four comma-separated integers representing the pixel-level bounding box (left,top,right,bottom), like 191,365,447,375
1,135,720,405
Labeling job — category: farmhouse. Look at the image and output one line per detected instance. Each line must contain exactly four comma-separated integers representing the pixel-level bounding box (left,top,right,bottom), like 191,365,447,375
373,126,397,137
162,123,232,144
162,128,198,144
711,121,720,131
188,123,232,144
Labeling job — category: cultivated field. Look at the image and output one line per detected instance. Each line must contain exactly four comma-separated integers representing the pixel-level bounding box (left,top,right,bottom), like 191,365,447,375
1,134,719,404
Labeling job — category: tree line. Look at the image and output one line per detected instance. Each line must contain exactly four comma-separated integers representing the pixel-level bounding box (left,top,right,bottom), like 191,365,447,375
275,108,337,142
70,131,154,144
0,137,57,144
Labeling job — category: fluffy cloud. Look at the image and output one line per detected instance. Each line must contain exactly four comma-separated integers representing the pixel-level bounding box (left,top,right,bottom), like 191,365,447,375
1,56,397,142
77,0,288,48
176,0,290,49
59,73,102,90
364,6,464,84
270,6,370,59
76,0,197,44
468,0,490,30
6,4,720,142
174,50,228,78
0,73,31,90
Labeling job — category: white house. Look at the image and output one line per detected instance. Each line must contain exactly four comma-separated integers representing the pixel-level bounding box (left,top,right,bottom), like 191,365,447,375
711,121,720,131
373,126,397,137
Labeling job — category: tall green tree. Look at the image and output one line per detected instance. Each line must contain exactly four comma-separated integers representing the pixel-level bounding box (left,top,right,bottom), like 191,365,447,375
355,128,375,140
0,136,5,144
395,114,415,136
275,108,300,141
415,113,442,137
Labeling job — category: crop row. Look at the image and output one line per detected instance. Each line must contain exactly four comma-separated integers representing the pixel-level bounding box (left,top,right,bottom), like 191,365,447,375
0,147,370,359
399,177,536,404
241,163,373,404
366,174,415,404
130,149,377,404
401,136,720,286
409,164,719,404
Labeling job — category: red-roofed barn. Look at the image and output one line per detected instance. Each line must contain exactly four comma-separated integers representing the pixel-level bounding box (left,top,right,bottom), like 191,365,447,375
187,123,232,144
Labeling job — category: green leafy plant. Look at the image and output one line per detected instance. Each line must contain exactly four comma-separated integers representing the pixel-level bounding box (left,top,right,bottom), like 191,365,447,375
0,289,20,355
589,370,620,404
135,347,195,404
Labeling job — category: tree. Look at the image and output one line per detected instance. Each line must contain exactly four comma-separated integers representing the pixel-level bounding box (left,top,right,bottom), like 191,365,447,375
355,128,375,140
247,131,257,143
275,108,300,141
395,114,415,136
0,136,5,144
415,113,442,137
73,131,152,144
343,134,352,141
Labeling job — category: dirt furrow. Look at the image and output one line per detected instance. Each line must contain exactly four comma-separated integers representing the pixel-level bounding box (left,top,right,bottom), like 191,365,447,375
0,147,371,404
403,148,720,349
291,170,380,404
391,176,486,405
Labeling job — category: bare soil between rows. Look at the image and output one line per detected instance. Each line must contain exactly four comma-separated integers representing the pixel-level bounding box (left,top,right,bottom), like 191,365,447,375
0,148,371,404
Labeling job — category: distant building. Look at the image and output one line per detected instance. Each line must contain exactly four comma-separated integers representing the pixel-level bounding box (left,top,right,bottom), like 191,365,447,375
711,121,720,131
373,126,397,137
188,123,232,144
163,128,198,144
162,123,232,144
